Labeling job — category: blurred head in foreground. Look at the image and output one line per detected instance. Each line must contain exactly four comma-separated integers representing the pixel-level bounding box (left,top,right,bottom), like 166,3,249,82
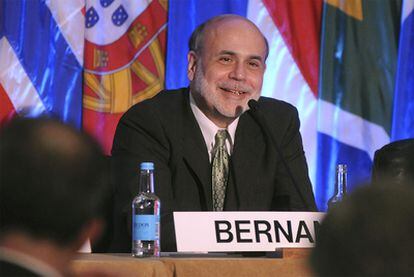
0,117,107,276
372,139,414,186
311,183,414,276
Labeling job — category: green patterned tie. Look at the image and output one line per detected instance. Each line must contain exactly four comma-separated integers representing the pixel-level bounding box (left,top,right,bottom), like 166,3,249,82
212,130,230,211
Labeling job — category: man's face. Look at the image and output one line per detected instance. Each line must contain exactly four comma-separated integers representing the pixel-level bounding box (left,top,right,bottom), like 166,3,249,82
188,18,267,127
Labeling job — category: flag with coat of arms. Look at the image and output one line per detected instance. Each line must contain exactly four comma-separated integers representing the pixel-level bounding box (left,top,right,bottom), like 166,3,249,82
1,0,413,211
83,0,167,153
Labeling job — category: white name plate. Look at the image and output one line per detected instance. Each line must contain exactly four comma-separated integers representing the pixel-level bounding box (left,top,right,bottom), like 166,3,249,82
173,211,325,252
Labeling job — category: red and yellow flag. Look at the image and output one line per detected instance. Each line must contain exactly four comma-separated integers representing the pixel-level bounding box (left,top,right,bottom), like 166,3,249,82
83,0,167,154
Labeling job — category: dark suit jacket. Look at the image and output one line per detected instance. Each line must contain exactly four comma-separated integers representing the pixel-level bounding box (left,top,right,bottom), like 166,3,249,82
110,88,317,252
0,260,40,276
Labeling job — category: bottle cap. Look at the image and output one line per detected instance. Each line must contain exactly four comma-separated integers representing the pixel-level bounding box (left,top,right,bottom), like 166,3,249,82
337,164,347,173
140,162,154,170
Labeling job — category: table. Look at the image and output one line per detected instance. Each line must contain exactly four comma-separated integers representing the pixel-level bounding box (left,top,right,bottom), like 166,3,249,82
71,249,313,276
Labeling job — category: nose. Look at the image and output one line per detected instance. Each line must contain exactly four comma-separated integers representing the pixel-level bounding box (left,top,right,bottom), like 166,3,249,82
228,62,246,81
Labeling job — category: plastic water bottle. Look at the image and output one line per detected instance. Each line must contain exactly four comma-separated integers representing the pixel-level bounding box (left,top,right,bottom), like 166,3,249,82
328,164,347,210
132,162,160,257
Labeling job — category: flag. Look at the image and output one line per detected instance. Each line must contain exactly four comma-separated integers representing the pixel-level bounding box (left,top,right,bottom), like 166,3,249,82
0,0,84,127
0,0,167,155
317,0,400,210
1,0,411,211
83,0,167,154
248,0,322,200
392,0,414,140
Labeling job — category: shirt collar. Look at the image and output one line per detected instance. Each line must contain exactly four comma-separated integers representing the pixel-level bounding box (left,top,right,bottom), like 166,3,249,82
189,92,239,160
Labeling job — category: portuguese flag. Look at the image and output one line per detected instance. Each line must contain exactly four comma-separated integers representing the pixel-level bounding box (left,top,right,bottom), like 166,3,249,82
83,1,167,155
2,0,411,211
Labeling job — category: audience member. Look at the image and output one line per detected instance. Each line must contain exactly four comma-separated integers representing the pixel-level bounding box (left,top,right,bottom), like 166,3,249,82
372,138,414,185
0,118,107,276
311,183,414,276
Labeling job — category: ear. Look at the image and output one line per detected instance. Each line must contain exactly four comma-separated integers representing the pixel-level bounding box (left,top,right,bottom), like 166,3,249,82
187,51,198,81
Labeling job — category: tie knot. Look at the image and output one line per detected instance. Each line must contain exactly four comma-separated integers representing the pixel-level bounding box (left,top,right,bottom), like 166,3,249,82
215,130,228,146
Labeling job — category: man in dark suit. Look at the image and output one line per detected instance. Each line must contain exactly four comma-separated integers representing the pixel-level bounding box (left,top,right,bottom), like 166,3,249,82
111,14,317,252
0,118,107,276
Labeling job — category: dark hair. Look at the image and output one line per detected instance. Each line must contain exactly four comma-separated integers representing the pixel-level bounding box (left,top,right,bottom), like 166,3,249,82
188,14,269,59
0,117,107,246
372,139,414,185
311,184,414,276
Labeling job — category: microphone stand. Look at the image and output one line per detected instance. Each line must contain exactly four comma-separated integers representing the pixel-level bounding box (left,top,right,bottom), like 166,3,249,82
247,99,313,211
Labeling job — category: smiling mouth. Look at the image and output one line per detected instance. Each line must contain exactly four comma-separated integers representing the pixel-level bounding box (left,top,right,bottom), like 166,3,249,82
221,87,245,96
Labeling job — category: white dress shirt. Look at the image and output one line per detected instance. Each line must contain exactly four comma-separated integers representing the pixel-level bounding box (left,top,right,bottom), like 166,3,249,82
189,92,239,161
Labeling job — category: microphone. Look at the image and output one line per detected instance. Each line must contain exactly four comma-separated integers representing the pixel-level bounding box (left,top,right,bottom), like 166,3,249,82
247,99,313,210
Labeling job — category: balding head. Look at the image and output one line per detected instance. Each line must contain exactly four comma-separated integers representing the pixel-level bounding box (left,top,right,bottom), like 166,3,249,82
189,14,269,60
187,15,268,128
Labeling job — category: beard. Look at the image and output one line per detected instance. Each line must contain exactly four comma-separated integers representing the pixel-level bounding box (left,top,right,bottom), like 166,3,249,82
191,64,257,120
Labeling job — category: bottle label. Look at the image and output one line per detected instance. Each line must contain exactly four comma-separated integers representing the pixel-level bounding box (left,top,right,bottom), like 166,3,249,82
133,215,160,240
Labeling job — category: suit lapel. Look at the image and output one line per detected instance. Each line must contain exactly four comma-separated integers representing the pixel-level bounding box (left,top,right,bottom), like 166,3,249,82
227,111,265,210
181,90,212,210
179,91,266,211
